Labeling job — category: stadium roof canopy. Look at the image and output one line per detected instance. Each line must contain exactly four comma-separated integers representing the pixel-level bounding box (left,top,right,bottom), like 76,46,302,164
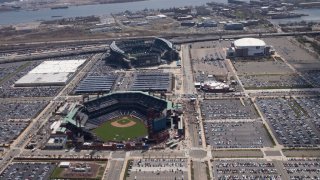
62,91,174,128
85,91,173,110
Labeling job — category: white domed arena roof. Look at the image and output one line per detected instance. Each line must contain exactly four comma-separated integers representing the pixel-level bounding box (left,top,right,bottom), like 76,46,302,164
234,38,266,47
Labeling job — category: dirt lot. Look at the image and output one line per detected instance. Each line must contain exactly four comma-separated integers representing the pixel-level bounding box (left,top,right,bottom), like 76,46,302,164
264,37,320,71
233,59,293,75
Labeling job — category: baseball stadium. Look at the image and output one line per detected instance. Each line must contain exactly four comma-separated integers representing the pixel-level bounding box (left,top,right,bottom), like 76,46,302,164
60,91,173,145
106,37,179,68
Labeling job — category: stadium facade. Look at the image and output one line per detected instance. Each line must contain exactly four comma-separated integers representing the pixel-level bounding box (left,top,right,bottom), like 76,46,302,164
106,37,179,68
58,91,174,149
226,38,273,57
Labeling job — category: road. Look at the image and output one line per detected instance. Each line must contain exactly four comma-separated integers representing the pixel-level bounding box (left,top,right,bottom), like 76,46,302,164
193,161,209,180
181,44,196,95
0,46,107,64
103,160,124,180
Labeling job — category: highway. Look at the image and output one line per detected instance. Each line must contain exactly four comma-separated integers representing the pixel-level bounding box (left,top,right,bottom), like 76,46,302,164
172,31,320,44
2,30,320,65
0,45,107,64
1,31,319,48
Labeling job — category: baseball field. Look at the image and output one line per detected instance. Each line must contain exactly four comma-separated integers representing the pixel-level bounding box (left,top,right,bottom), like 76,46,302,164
92,116,148,142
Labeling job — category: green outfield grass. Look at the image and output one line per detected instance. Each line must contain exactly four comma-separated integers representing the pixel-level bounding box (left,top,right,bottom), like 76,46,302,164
92,117,147,142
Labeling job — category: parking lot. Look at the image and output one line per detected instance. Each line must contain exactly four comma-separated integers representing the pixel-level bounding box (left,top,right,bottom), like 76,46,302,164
126,158,188,180
0,54,92,98
191,45,228,83
296,96,320,119
211,159,320,179
86,59,118,76
0,101,48,122
256,98,320,147
239,74,311,89
0,122,28,144
0,62,26,82
0,162,55,180
302,70,320,87
212,160,281,180
296,97,320,133
204,121,273,148
201,99,258,120
282,159,320,179
0,60,60,98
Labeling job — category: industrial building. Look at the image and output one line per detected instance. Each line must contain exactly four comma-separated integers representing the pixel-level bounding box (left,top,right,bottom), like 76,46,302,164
226,38,273,57
197,20,217,27
224,23,244,30
15,60,86,87
181,21,196,27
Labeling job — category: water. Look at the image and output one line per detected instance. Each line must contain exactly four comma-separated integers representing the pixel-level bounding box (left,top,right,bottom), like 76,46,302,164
269,8,320,24
0,0,318,25
0,0,229,25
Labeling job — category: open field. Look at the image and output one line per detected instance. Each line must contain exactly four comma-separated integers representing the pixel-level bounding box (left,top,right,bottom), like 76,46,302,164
212,149,264,158
92,116,147,142
283,149,320,157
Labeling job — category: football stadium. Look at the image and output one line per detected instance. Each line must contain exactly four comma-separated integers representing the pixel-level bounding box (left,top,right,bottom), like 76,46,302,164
59,91,173,148
106,37,179,68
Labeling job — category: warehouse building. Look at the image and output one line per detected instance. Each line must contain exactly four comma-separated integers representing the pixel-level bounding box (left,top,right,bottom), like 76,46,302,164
197,20,217,27
15,60,86,87
224,23,244,30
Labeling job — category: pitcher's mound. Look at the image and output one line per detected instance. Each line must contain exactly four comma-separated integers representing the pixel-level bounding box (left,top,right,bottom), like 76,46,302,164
111,118,136,128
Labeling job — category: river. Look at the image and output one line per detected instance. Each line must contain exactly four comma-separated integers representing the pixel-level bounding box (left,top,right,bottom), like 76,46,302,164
0,0,230,25
269,8,320,24
0,0,318,25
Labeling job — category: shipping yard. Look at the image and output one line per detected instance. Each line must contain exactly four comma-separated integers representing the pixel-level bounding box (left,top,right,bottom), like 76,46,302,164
1,0,320,179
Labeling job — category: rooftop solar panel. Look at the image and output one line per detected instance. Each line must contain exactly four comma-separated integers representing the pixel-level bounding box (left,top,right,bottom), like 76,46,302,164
75,75,118,94
130,72,172,92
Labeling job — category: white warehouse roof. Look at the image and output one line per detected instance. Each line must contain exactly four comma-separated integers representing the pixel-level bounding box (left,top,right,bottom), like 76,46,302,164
234,38,266,47
15,59,86,87
15,73,72,86
29,59,86,74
